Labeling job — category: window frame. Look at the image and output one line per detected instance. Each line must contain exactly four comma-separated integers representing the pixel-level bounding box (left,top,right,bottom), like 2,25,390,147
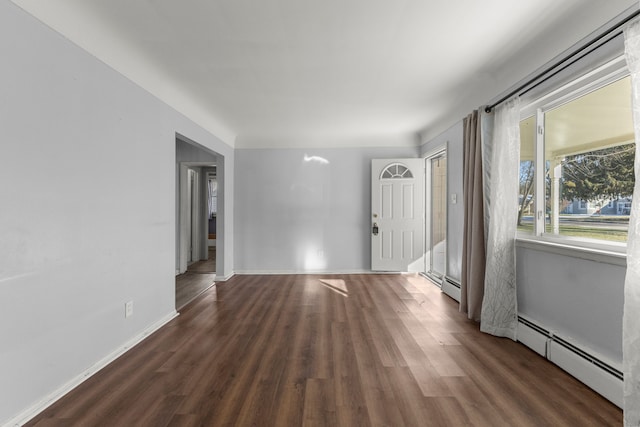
517,56,632,256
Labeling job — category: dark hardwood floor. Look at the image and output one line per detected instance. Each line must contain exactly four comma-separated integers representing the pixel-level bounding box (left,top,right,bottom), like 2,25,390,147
175,248,216,310
175,272,215,311
187,248,216,273
27,274,622,426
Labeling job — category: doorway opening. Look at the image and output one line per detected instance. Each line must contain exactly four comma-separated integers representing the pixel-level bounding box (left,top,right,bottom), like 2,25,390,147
175,135,222,310
425,148,447,284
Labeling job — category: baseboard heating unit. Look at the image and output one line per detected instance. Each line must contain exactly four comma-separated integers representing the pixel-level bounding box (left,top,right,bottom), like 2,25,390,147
517,315,623,408
442,276,461,302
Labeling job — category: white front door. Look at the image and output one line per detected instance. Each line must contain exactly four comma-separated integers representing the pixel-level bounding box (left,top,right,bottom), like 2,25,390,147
371,159,424,272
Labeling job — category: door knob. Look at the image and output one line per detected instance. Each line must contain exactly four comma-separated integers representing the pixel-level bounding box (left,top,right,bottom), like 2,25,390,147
372,222,379,236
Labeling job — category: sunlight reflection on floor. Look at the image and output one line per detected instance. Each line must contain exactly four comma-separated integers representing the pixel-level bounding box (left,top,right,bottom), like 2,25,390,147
318,278,348,297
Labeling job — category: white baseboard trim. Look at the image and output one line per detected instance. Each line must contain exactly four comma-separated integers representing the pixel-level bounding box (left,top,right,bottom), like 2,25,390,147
4,311,179,427
214,272,235,281
233,269,380,275
216,270,405,281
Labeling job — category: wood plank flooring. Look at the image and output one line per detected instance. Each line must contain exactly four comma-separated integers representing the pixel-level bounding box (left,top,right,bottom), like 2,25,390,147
187,248,216,273
26,274,622,426
175,247,216,309
174,272,215,310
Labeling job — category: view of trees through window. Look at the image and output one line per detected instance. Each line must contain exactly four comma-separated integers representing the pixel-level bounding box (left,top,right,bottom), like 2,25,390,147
517,159,534,227
518,76,635,243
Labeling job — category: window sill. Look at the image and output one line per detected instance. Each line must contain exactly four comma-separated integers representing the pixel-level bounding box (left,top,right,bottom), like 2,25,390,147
516,235,627,267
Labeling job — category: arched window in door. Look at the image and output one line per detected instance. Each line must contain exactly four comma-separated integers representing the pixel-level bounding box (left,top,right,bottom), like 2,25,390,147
380,163,414,179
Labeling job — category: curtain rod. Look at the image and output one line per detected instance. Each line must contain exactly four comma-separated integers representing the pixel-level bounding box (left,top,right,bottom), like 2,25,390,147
484,9,640,113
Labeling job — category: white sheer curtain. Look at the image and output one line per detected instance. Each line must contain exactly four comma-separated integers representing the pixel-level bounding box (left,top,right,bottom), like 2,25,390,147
480,97,520,340
623,18,640,427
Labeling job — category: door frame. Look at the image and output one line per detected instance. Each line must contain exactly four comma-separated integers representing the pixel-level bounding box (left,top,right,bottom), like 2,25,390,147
175,133,230,283
423,144,448,283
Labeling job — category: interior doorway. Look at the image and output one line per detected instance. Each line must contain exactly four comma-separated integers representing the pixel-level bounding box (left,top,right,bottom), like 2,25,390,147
425,148,447,283
175,136,221,310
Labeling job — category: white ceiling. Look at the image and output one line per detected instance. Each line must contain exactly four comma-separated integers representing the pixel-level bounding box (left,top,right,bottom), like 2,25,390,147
10,0,638,148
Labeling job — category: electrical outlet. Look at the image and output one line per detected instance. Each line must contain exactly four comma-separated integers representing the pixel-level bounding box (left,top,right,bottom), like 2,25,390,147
125,301,134,318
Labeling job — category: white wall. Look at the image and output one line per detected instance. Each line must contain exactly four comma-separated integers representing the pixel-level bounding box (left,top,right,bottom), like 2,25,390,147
176,138,219,163
421,122,464,283
0,1,233,423
234,146,418,273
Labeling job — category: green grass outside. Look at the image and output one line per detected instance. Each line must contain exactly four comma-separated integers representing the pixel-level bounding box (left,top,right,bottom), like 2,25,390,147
517,223,628,242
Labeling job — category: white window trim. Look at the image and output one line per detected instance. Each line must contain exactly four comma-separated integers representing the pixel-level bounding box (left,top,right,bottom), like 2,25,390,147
516,235,626,267
518,55,632,257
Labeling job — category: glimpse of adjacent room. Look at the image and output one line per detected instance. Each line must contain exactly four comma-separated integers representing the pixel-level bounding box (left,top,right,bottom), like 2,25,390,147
175,137,219,310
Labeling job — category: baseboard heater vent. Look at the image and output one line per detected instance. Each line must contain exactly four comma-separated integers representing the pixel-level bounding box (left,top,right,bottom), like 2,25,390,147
441,276,461,302
518,315,550,337
444,276,461,288
550,334,623,381
517,315,623,407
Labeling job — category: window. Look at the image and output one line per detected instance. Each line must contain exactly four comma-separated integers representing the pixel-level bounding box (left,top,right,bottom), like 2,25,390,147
381,163,413,179
519,73,634,245
208,173,217,217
